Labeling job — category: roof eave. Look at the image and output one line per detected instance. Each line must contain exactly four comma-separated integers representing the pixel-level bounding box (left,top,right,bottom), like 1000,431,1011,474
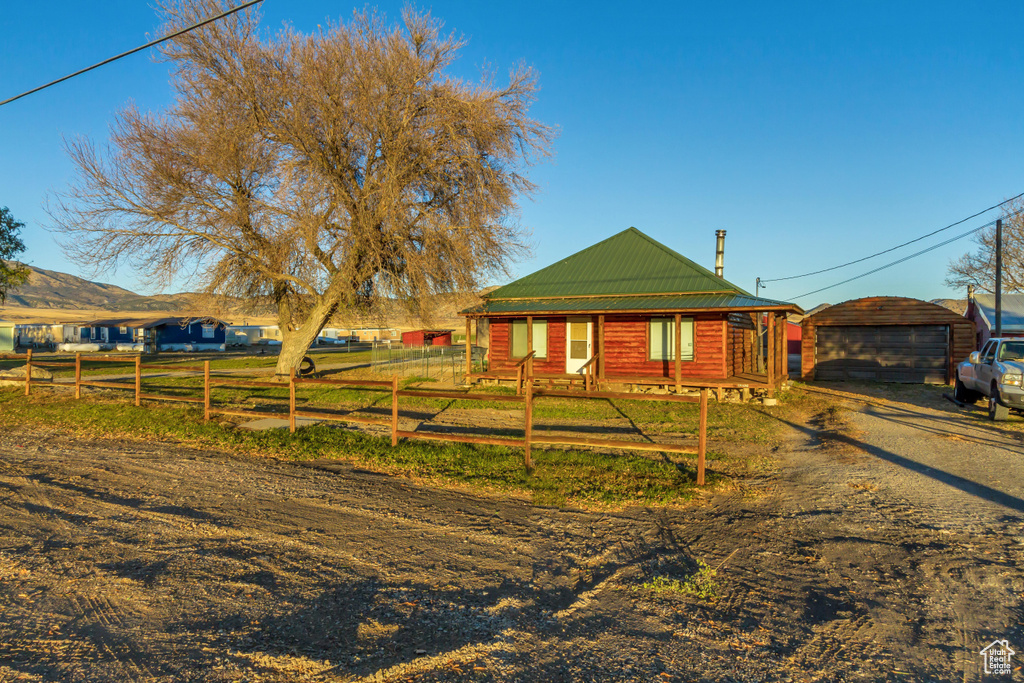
460,304,804,317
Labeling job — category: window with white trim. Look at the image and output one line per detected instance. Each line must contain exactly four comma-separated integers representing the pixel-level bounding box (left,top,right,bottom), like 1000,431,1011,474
202,325,216,339
649,317,694,361
510,319,547,359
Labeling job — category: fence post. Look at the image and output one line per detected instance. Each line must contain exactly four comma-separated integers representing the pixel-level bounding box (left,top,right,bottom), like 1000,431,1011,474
24,348,32,397
391,375,399,447
698,388,707,486
289,368,297,433
465,318,472,380
203,360,211,423
524,380,533,471
75,352,81,400
135,355,142,407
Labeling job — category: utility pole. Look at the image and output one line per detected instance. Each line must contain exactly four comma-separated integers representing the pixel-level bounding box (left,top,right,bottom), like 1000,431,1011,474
996,218,1003,338
755,278,764,373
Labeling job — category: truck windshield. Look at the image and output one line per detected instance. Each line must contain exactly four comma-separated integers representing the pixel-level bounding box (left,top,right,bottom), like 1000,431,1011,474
999,341,1024,361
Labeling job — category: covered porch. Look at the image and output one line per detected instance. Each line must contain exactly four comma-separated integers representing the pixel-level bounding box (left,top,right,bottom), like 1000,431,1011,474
460,309,793,397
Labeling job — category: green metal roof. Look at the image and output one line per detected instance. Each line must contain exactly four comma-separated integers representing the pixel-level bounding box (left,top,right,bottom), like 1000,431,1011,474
463,293,800,316
486,227,751,300
462,227,802,316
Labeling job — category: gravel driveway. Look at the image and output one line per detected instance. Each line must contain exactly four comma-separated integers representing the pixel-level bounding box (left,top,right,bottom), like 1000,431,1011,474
0,387,1021,682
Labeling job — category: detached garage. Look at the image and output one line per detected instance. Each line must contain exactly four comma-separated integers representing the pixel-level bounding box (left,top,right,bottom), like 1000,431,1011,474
801,297,975,384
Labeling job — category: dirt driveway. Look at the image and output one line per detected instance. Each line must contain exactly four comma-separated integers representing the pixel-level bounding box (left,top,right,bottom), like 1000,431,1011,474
0,387,1022,682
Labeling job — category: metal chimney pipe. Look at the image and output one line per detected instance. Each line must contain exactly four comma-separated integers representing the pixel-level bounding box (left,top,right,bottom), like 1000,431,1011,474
714,230,727,277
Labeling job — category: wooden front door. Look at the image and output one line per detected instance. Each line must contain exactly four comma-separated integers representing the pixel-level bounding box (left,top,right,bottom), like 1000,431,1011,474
566,317,592,374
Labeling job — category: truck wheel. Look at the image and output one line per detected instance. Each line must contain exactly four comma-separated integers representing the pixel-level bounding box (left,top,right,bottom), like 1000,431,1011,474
989,387,1010,421
954,376,978,403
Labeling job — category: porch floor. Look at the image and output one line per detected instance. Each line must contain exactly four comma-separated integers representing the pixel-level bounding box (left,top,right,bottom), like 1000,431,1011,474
468,370,776,390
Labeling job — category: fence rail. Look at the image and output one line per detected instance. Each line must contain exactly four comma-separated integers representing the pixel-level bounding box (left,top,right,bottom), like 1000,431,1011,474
2,350,711,484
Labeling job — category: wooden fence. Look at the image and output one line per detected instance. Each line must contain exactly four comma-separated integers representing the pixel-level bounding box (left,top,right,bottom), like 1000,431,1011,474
1,350,710,484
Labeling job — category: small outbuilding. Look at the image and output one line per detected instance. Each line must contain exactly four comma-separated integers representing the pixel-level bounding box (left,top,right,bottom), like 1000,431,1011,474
800,297,975,383
401,329,453,346
965,293,1024,348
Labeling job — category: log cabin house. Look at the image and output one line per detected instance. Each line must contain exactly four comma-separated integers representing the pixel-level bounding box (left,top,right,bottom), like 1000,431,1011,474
460,227,802,394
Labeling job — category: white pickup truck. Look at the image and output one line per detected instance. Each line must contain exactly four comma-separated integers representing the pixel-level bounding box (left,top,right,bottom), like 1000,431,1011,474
954,337,1024,420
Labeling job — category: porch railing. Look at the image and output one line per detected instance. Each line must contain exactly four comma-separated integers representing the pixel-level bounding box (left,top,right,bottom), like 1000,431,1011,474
579,352,600,392
514,350,536,395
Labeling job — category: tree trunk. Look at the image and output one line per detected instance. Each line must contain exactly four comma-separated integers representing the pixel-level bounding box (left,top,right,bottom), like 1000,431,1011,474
275,301,337,376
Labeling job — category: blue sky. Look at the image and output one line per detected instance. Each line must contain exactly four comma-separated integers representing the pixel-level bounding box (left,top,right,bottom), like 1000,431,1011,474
2,1,1022,310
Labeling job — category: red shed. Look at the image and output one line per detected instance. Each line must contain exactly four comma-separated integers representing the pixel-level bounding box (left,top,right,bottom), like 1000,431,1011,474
460,228,802,393
762,315,804,355
787,320,802,355
402,329,453,346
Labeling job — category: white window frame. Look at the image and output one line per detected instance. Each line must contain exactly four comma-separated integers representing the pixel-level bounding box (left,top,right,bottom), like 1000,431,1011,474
510,319,548,359
649,317,695,361
202,325,216,339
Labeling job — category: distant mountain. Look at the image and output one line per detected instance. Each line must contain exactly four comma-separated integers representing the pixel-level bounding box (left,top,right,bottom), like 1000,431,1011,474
3,263,200,312
931,298,968,315
0,263,485,326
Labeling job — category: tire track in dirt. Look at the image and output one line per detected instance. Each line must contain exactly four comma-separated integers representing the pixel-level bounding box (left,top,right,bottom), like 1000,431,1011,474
2,399,1023,682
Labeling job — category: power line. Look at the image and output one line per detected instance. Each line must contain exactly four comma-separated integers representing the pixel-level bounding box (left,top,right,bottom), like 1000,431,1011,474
0,0,263,108
760,191,1024,284
788,218,997,301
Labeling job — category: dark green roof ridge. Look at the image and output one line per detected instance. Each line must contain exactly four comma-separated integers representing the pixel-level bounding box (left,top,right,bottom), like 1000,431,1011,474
486,227,753,300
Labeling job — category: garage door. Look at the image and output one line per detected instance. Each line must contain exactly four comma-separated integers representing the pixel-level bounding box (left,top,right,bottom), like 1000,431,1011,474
815,325,948,383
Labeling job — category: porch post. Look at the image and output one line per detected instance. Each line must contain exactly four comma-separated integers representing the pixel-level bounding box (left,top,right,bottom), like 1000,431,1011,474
526,315,534,380
777,314,787,383
766,312,776,392
598,314,605,382
464,317,472,380
674,313,682,393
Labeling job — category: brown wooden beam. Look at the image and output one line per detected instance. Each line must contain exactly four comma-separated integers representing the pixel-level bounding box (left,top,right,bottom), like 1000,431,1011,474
697,388,707,485
526,315,534,380
465,318,472,380
674,313,682,394
532,434,697,455
533,388,700,403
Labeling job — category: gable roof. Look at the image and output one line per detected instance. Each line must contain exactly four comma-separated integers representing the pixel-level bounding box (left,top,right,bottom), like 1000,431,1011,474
490,227,750,299
464,227,801,316
972,294,1024,332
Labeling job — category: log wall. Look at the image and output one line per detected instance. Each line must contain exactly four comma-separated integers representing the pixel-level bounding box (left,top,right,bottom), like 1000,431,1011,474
727,312,757,376
488,317,567,374
473,314,712,378
600,315,729,379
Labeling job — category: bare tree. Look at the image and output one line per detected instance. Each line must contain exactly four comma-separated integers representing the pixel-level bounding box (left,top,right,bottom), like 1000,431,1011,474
946,198,1024,294
50,1,553,374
